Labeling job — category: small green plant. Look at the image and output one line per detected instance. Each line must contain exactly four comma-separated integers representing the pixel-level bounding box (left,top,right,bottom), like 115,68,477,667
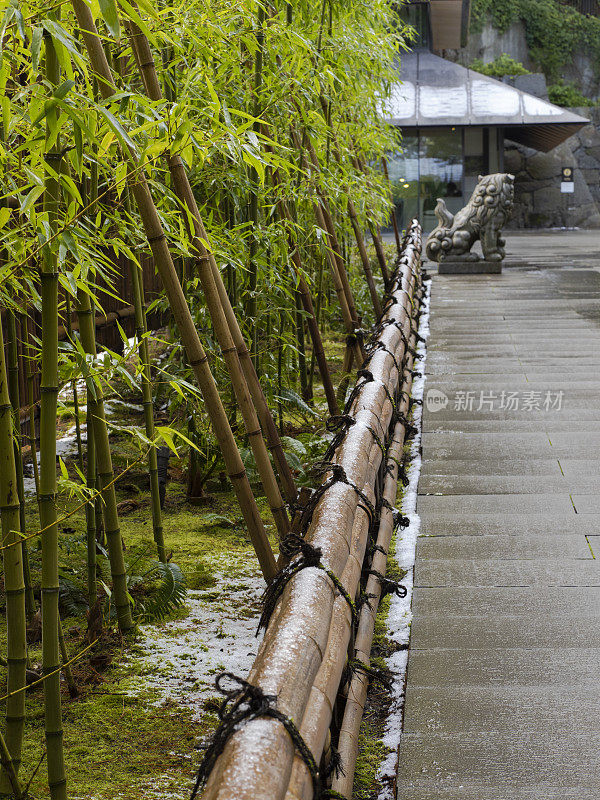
470,53,530,77
471,0,600,82
548,81,596,107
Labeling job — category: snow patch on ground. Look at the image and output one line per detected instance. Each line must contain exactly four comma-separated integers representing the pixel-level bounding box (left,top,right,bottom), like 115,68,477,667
130,559,263,721
377,278,431,799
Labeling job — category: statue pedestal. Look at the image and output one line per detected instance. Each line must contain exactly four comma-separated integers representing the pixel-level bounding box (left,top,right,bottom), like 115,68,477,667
438,260,502,275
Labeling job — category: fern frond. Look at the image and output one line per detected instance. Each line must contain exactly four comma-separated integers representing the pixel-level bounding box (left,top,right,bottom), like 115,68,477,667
136,562,187,622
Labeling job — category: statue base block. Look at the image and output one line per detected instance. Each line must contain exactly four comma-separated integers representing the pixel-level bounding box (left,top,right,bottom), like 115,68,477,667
438,260,502,275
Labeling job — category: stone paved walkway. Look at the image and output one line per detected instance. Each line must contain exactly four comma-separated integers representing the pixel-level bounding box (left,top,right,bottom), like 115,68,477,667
398,258,600,798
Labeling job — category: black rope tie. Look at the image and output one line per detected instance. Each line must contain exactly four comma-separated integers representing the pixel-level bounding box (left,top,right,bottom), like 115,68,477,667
365,569,408,600
323,414,356,462
393,508,410,530
258,533,359,633
394,411,418,440
347,658,393,689
190,672,323,800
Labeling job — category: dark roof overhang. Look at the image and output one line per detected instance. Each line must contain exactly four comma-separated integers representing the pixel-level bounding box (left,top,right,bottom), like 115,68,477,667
384,51,589,152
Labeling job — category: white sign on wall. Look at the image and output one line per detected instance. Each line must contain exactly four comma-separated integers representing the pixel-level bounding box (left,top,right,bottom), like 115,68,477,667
561,167,574,193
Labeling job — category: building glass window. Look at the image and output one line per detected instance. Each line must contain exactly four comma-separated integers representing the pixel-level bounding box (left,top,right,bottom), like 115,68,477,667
419,128,463,230
396,2,431,50
385,127,463,232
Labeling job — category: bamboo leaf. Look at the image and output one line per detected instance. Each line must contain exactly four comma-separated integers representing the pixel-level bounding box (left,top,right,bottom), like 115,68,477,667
20,185,44,215
31,26,43,73
31,79,75,127
0,207,10,228
95,104,137,155
99,0,120,39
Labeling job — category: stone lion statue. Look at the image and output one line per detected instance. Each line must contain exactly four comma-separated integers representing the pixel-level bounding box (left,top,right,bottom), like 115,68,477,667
425,173,515,263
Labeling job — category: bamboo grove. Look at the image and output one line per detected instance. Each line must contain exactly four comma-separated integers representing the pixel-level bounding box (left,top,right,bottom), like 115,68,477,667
0,0,412,796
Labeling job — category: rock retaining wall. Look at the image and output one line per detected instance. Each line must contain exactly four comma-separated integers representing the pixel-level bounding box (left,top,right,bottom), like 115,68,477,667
505,107,600,229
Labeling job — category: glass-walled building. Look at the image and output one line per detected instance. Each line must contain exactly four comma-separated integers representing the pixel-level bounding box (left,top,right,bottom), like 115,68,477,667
386,1,588,231
387,126,502,232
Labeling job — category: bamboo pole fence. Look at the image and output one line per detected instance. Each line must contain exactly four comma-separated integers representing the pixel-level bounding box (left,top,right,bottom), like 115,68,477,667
195,219,424,800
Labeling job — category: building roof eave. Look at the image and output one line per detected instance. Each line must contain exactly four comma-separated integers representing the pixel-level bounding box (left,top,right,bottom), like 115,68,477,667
384,51,589,152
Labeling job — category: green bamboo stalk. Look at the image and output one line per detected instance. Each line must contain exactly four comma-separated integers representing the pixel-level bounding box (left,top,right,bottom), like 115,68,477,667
85,413,97,609
129,259,166,562
74,286,134,631
129,19,296,502
40,27,67,800
6,311,36,621
126,18,293,537
0,319,27,796
57,619,78,698
63,294,84,473
382,156,402,255
246,3,266,371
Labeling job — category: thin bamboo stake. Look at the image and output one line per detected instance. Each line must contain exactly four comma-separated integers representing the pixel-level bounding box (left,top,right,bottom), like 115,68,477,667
0,727,23,800
57,619,78,699
382,157,402,255
0,319,27,795
72,0,277,579
74,286,135,631
201,226,422,800
298,131,362,333
125,18,292,538
39,26,68,799
264,155,338,416
129,259,166,562
306,126,382,324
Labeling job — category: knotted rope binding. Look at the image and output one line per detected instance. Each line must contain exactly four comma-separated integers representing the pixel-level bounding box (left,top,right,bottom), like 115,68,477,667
190,672,323,799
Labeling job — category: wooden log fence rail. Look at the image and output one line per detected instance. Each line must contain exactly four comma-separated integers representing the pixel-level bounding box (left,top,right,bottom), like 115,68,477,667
194,219,424,800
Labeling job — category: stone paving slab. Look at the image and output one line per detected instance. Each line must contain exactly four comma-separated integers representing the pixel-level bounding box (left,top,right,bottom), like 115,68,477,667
399,260,600,796
417,494,576,515
420,512,600,536
425,419,600,432
398,788,600,799
419,458,597,476
416,533,592,558
405,646,600,687
402,686,600,734
419,474,600,494
422,433,600,460
411,586,600,615
414,557,600,587
408,613,600,648
398,732,600,788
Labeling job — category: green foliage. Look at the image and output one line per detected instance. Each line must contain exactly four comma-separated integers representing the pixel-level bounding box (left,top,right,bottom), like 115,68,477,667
471,0,600,81
59,550,187,622
470,53,530,77
132,561,188,622
548,81,597,106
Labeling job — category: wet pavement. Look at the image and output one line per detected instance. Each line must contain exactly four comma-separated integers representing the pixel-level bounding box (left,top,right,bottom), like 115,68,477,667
398,244,600,798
